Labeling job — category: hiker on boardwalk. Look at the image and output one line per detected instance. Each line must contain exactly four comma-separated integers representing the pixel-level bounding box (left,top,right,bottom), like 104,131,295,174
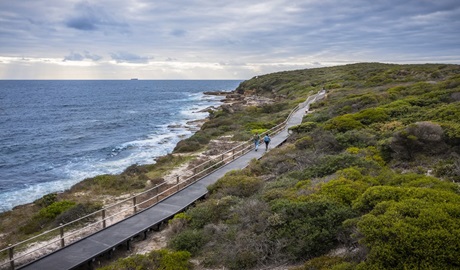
263,133,271,151
254,133,260,151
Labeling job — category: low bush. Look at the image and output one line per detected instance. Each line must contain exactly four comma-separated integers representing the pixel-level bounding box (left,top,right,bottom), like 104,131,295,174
208,173,263,198
293,256,354,270
324,114,364,132
381,99,416,117
289,122,317,133
352,186,460,213
314,177,369,206
434,157,460,182
34,193,58,207
169,229,208,255
98,249,191,270
441,121,460,147
38,200,76,220
122,164,148,176
335,129,377,148
353,107,389,125
53,202,102,226
302,153,381,179
389,121,446,160
356,199,460,269
174,132,211,153
294,136,314,150
268,199,357,260
186,196,240,229
19,200,77,234
260,102,289,114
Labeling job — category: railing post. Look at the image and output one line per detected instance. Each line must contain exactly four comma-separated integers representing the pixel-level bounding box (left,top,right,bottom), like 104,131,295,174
156,186,159,202
8,245,14,270
102,209,106,229
60,224,65,248
221,154,224,161
133,197,137,214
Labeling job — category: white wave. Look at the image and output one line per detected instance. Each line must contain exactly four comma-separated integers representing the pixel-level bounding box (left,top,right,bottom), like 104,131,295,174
0,179,79,212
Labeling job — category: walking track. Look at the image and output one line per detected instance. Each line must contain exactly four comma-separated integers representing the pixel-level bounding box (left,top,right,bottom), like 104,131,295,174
19,91,325,270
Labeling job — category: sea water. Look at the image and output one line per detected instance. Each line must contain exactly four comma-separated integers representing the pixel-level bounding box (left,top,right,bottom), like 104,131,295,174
0,80,241,212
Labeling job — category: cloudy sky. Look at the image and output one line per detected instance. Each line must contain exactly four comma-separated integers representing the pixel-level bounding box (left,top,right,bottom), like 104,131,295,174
0,0,459,79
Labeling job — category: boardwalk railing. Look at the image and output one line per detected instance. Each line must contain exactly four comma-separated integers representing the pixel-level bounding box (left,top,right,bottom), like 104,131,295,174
0,93,315,270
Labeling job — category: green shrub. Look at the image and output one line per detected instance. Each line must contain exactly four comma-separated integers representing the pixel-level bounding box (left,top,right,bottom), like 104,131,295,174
353,107,389,125
154,249,191,270
379,172,460,192
434,158,460,182
389,122,445,160
357,199,460,269
53,202,102,226
169,229,208,255
250,128,268,135
335,129,377,148
208,174,263,198
352,186,460,213
186,196,240,229
174,140,202,152
19,200,77,234
289,122,317,133
269,200,357,260
122,164,148,176
260,102,289,114
387,85,408,99
173,132,211,153
98,254,153,270
441,121,460,147
294,136,314,150
245,121,275,130
381,99,416,117
293,256,352,270
34,193,58,207
202,118,233,129
338,93,381,113
92,174,117,188
315,177,369,206
302,153,381,179
324,114,364,132
38,200,76,220
98,249,191,270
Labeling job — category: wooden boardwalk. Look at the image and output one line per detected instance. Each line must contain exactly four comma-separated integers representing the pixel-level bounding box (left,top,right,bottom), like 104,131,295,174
18,91,324,270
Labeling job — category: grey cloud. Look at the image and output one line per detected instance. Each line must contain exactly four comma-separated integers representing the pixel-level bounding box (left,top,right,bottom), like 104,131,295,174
65,1,129,32
110,52,151,63
63,52,84,61
170,29,187,37
63,51,102,61
66,17,97,31
84,51,103,61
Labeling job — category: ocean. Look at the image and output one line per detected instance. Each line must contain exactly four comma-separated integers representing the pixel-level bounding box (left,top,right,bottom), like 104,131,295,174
0,80,241,212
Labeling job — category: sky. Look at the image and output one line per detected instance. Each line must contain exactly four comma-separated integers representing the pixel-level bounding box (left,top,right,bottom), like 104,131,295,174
0,0,459,80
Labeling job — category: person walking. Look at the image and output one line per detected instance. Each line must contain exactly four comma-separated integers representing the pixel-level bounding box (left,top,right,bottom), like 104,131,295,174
254,133,260,151
263,133,271,151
